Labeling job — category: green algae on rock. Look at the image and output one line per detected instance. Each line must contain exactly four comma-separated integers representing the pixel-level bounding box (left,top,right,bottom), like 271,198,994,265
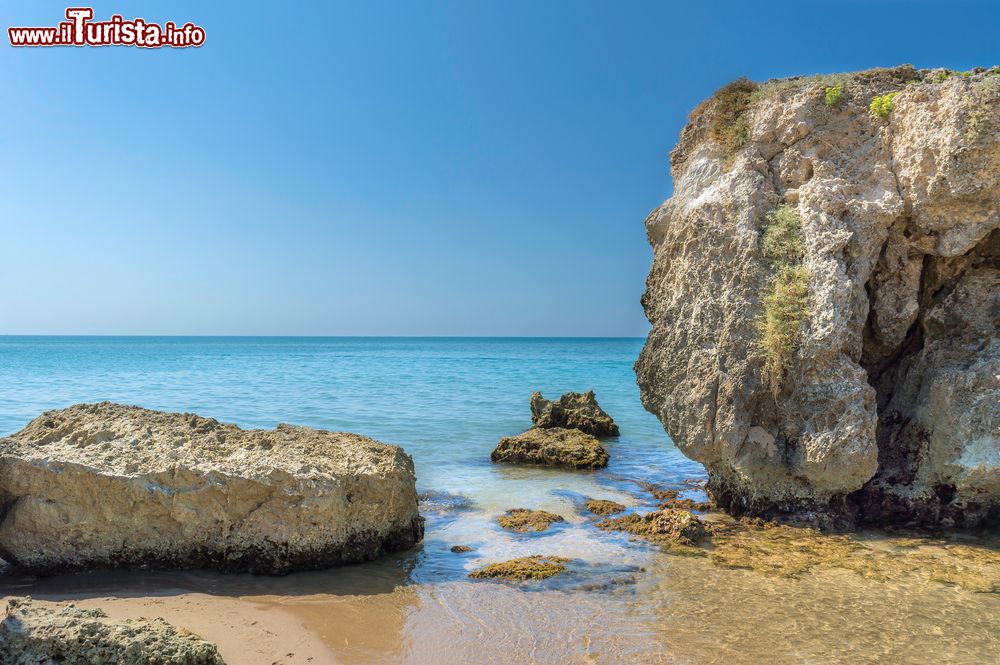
529,390,620,438
637,481,714,511
491,427,609,469
468,556,570,581
585,498,626,516
497,508,565,533
707,519,1000,592
598,508,710,555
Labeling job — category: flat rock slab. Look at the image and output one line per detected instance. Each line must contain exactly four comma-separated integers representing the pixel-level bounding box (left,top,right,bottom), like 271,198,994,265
491,427,608,469
529,390,620,438
0,598,225,665
0,403,424,574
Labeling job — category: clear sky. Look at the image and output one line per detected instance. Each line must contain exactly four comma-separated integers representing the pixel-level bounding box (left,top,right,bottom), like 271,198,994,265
1,0,997,336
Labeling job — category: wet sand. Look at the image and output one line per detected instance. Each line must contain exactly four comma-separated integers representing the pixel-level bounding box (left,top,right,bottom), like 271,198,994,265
5,469,1000,664
24,595,339,665
8,518,1000,664
10,545,1000,665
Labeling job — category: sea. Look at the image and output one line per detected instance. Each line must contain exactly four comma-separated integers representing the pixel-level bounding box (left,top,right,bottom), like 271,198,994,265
2,336,998,664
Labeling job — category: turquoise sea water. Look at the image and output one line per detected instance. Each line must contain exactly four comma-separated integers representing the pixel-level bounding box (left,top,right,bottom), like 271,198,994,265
0,336,701,494
0,336,704,580
0,336,713,662
6,338,1000,664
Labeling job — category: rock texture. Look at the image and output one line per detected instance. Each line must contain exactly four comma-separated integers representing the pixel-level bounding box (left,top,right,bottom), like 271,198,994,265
636,65,1000,526
0,403,424,574
0,598,225,664
491,427,609,469
529,390,620,437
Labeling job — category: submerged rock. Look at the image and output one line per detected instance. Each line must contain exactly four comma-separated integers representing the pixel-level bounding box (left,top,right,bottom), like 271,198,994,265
497,508,565,532
635,65,1000,526
0,403,424,574
468,555,570,581
529,390,620,437
638,482,714,512
491,427,609,469
0,598,225,664
599,508,709,551
585,498,627,516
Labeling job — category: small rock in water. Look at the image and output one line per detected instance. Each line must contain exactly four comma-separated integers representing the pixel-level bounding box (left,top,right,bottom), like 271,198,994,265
491,427,608,469
450,545,474,553
468,555,570,581
530,390,620,438
599,508,709,551
586,498,626,516
497,508,565,533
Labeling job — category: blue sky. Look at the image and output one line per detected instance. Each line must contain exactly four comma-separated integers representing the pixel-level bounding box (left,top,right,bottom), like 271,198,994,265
1,0,997,336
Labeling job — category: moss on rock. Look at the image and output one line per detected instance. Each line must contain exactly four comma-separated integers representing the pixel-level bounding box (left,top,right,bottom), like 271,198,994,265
598,508,710,553
468,555,570,581
497,508,565,533
491,427,609,469
585,498,626,516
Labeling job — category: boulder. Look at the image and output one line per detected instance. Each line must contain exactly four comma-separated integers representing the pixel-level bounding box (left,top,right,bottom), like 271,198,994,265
529,390,620,437
0,598,225,665
491,427,608,469
0,403,424,574
635,65,1000,526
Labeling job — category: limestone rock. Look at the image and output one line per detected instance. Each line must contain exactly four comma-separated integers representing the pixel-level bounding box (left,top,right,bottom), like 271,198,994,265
529,390,620,437
0,403,424,574
0,598,225,664
491,427,609,469
636,66,1000,526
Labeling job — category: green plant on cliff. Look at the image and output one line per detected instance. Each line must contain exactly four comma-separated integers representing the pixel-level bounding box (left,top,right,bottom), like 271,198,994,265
869,92,899,120
708,77,758,159
824,84,844,107
758,205,809,388
762,204,805,267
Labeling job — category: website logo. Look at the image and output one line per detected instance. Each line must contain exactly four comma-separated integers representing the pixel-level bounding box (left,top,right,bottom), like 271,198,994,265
8,7,206,48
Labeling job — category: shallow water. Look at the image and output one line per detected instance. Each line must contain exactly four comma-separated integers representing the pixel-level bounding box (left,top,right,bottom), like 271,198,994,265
2,337,1000,663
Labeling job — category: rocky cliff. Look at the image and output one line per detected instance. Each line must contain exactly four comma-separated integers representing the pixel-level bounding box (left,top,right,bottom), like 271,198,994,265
636,65,999,527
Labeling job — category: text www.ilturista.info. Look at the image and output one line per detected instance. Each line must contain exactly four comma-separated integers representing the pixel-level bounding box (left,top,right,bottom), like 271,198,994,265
8,8,205,48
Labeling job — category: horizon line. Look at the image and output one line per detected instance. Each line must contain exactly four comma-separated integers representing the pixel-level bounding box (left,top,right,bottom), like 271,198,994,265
0,334,648,339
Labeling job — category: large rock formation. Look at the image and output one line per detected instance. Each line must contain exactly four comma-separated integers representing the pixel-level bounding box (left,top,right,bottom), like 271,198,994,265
636,65,999,526
529,390,620,437
0,403,424,573
0,598,225,664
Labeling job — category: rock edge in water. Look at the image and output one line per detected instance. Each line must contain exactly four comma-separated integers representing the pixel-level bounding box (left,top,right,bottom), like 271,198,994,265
0,402,424,574
0,598,225,665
